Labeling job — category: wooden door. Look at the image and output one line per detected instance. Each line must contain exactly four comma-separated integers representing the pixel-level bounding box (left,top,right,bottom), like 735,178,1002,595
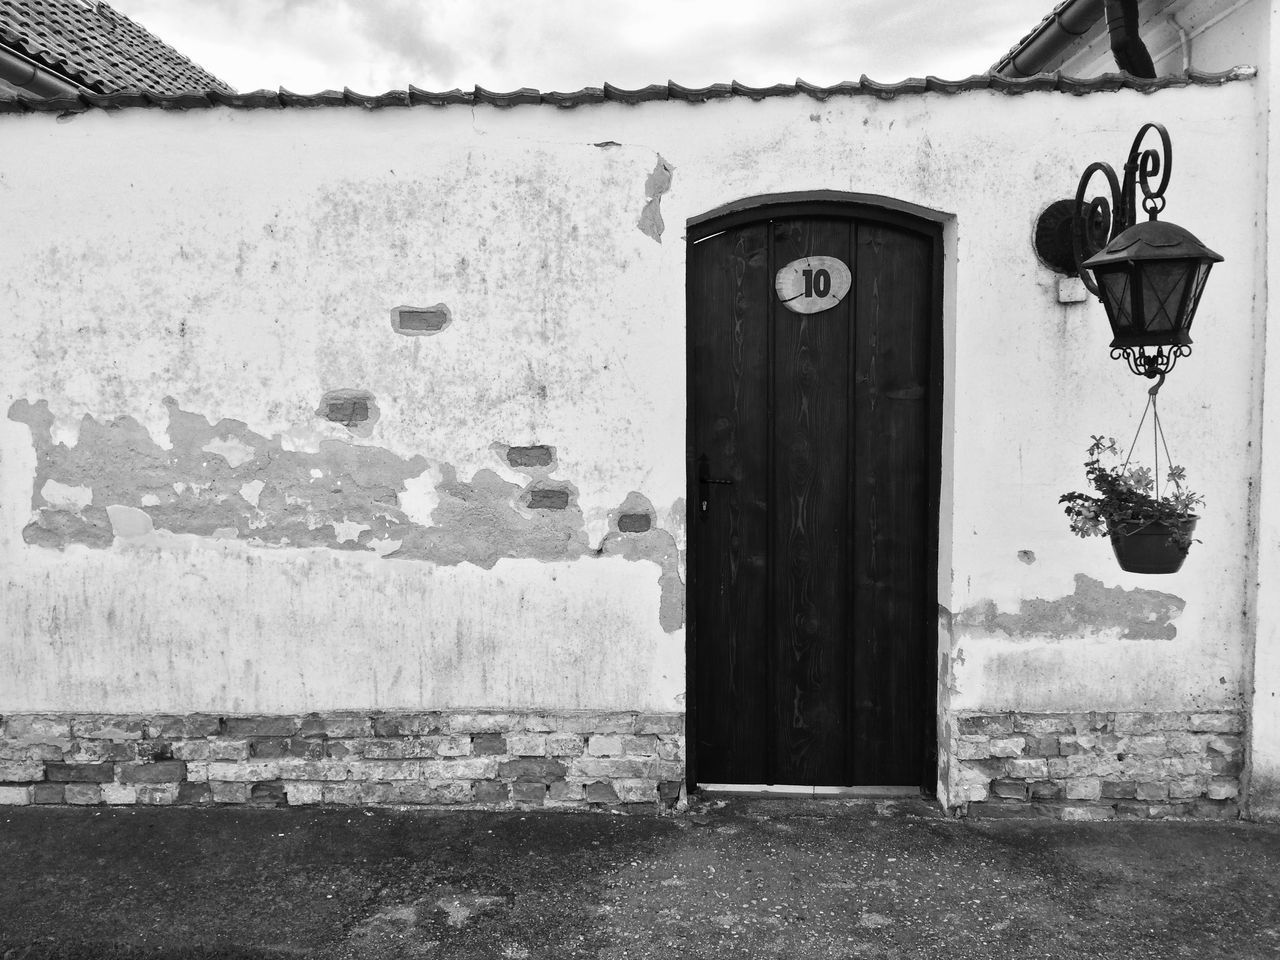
687,200,940,788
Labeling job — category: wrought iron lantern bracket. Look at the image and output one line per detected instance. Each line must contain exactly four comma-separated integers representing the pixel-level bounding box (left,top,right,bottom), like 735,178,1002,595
1070,123,1222,381
1071,122,1173,299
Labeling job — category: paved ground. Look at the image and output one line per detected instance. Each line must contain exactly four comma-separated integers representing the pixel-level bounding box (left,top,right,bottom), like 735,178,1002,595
1,797,1278,960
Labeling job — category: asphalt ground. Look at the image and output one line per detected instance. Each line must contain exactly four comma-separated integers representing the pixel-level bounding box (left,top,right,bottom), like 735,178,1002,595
1,797,1278,960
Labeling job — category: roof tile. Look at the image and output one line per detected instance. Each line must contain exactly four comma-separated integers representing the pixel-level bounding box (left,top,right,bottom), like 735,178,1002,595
0,0,232,94
344,88,410,109
407,86,474,106
543,87,605,108
474,86,541,107
668,81,734,102
730,80,798,100
0,68,1254,115
207,89,283,109
603,82,669,104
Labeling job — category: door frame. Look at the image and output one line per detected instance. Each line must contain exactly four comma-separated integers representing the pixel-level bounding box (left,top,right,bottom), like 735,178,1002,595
684,191,947,793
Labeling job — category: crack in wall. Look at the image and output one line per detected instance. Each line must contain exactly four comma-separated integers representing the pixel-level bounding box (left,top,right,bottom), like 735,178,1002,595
8,398,684,633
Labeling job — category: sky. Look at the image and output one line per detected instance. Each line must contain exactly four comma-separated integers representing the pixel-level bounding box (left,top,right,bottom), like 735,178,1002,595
108,0,1040,95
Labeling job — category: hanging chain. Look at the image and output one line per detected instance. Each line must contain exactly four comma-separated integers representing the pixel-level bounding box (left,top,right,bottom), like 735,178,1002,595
1122,372,1177,500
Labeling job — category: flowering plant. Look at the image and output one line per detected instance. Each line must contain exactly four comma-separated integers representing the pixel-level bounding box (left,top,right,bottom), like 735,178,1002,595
1059,436,1202,546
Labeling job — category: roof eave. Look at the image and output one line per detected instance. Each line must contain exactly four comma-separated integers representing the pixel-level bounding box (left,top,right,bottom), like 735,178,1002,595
0,41,86,98
993,0,1106,78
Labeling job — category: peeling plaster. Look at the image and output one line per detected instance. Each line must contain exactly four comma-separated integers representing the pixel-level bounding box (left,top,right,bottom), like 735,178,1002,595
637,155,673,243
202,435,256,469
9,398,685,632
599,492,684,633
39,479,92,512
954,574,1185,641
315,388,380,439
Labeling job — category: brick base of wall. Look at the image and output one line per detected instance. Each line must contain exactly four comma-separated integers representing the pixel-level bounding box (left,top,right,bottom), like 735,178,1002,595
0,711,686,811
952,711,1243,820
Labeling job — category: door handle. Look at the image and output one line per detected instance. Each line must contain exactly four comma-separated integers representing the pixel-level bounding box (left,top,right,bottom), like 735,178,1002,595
697,455,734,516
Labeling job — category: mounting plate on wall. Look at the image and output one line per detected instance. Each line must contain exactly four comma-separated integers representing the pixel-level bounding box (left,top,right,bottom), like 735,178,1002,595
1034,198,1082,275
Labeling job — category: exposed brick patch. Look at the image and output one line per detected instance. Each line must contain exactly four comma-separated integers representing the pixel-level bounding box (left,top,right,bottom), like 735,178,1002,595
118,761,186,783
149,715,221,739
178,782,212,805
250,738,325,760
71,716,147,740
0,711,685,811
528,488,569,510
952,711,1243,820
0,761,44,782
63,783,101,805
618,513,652,533
371,715,429,737
472,734,506,756
250,782,286,805
474,781,510,804
498,758,567,783
585,781,619,804
512,782,547,805
46,762,114,783
223,716,302,738
506,446,553,468
32,783,64,804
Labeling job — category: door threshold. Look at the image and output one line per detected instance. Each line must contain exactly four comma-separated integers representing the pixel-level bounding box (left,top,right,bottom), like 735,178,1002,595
698,783,920,798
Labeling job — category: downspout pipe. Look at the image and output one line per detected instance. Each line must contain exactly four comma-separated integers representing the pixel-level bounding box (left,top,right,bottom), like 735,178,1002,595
0,44,85,98
1104,0,1156,77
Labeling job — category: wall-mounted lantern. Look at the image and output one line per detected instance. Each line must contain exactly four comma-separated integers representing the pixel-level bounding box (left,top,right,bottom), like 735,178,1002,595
1072,123,1223,379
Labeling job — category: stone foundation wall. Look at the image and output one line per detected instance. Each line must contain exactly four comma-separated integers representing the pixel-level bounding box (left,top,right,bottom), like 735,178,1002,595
953,711,1243,820
0,711,686,810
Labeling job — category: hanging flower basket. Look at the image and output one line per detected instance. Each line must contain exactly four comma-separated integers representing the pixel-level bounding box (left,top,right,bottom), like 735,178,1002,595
1060,432,1203,575
1108,517,1198,574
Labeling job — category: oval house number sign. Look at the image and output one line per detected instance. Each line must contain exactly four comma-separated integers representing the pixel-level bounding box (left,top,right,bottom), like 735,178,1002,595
774,256,852,315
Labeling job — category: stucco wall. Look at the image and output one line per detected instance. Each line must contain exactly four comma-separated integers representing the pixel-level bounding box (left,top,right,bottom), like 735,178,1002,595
0,83,1263,739
1246,0,1280,822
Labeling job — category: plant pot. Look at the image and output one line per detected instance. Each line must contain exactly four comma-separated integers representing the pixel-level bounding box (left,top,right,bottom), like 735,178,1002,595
1108,517,1198,574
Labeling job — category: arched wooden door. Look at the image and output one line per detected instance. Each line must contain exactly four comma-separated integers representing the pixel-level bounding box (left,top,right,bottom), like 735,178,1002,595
686,196,942,789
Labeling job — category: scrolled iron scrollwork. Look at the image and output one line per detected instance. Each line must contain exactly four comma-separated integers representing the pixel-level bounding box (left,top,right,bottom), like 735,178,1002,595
1109,343,1191,379
1128,121,1172,218
1072,161,1122,297
1071,122,1173,291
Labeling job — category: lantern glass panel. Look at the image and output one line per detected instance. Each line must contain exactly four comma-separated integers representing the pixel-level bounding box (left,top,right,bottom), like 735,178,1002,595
1098,267,1134,335
1138,260,1193,333
1181,261,1213,336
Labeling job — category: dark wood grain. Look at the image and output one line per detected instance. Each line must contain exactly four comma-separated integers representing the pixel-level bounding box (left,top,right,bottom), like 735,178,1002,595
690,205,937,789
690,224,770,785
769,217,853,786
851,222,933,785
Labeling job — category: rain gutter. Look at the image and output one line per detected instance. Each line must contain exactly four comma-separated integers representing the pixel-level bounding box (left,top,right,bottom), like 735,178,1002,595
993,0,1105,77
0,43,86,98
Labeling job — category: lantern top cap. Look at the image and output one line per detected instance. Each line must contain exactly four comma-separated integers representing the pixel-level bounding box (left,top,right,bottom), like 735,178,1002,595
1082,219,1223,268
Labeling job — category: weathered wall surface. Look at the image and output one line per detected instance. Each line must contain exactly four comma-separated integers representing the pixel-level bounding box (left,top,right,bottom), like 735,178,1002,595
1246,0,1280,822
0,83,1264,799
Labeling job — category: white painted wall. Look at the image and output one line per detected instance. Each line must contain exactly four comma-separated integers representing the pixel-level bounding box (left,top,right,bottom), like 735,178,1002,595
0,84,1264,741
1246,0,1280,822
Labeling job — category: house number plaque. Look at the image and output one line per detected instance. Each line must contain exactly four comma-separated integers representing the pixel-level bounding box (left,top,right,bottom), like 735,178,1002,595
774,256,852,314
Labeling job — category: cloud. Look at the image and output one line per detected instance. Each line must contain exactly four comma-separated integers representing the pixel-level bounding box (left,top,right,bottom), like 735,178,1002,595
110,0,1039,93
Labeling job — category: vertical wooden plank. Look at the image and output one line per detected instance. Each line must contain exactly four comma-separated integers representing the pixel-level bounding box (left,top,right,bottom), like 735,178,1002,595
851,222,933,785
769,217,853,786
690,224,771,785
